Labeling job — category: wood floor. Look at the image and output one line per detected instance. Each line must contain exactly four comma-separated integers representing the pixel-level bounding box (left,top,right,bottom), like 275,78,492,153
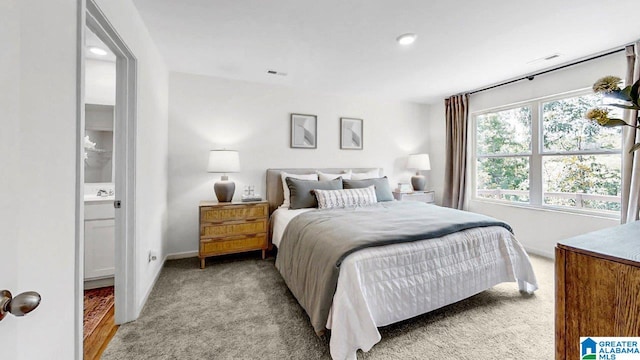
84,286,118,360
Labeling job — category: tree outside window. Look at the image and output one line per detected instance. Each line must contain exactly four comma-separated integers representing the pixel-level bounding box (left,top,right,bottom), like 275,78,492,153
474,91,621,214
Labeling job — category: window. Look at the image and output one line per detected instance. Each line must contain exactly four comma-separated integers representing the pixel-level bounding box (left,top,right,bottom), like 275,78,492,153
474,90,622,214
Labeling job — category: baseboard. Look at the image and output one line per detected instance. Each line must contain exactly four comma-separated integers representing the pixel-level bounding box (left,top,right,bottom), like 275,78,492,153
84,277,114,290
165,251,198,260
524,246,554,260
136,257,166,317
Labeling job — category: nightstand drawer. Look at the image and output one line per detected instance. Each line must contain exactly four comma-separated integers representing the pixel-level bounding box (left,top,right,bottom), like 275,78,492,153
201,219,267,238
200,233,267,255
393,191,435,204
201,203,268,222
402,193,433,202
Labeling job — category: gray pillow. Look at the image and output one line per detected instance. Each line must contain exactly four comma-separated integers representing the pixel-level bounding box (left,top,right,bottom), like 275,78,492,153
286,177,343,209
343,177,394,202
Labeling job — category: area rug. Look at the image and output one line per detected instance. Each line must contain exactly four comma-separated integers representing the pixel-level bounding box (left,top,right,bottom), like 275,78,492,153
103,254,554,359
84,286,115,340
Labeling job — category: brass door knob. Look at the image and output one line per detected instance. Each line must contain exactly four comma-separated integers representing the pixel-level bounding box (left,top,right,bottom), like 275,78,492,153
0,290,41,321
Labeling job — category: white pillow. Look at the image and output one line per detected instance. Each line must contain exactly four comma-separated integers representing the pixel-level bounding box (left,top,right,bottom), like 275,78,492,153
280,172,318,208
351,169,380,180
314,186,378,209
317,170,352,182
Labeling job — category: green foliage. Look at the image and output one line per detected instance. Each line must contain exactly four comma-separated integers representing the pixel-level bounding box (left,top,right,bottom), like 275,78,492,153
476,107,531,154
544,153,621,211
477,157,529,202
476,107,531,202
543,94,620,151
544,155,620,198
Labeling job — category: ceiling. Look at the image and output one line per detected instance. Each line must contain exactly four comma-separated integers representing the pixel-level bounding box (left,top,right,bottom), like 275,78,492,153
85,27,116,62
131,0,639,104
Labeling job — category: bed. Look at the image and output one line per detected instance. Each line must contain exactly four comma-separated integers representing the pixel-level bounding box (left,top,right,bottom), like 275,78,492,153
266,168,538,360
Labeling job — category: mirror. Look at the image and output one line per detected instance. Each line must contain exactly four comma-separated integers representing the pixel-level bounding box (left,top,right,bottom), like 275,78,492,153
84,26,116,184
85,104,114,183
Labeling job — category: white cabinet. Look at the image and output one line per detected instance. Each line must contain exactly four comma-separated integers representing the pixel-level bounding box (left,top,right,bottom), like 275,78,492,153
84,202,115,280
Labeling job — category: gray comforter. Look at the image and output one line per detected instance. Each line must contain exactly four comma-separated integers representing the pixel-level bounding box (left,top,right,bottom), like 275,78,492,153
275,201,512,335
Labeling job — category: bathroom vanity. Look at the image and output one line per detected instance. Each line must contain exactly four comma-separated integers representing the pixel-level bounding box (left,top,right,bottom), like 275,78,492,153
84,189,115,288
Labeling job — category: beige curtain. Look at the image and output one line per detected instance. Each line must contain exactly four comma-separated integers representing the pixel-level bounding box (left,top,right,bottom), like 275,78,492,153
443,94,470,209
622,42,640,223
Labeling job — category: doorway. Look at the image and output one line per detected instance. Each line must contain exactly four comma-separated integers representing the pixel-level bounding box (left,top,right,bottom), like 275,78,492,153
77,1,137,358
82,24,116,360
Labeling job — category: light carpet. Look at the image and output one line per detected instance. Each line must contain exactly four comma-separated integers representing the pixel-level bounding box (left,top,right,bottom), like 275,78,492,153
103,254,554,360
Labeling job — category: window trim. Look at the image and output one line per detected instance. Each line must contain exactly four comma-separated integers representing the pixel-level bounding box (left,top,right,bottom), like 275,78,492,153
471,88,622,218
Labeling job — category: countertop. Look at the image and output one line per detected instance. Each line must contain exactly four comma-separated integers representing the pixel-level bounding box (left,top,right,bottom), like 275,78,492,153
84,195,115,203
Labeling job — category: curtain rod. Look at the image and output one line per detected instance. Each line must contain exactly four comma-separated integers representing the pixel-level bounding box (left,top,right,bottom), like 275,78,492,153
468,47,627,95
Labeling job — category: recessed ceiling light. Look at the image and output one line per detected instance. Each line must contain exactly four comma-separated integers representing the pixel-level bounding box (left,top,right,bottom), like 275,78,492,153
88,46,108,56
396,33,417,46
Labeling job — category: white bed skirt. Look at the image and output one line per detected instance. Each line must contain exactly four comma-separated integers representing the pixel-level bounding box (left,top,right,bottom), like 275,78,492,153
325,226,538,360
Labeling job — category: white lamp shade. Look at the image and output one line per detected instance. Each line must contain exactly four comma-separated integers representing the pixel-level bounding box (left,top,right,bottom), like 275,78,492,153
207,150,240,173
407,154,431,170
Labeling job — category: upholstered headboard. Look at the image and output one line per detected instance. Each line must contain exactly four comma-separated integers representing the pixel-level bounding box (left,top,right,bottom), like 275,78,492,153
265,168,382,214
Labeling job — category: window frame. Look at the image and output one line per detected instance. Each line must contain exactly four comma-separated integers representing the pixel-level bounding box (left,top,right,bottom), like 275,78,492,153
471,88,622,218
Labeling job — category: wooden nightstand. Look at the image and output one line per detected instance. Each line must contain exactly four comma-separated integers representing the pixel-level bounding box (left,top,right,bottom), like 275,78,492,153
199,200,269,269
392,191,435,204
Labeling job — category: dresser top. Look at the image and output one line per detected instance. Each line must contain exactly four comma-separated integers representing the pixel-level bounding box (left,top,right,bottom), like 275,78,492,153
200,200,268,207
557,221,640,264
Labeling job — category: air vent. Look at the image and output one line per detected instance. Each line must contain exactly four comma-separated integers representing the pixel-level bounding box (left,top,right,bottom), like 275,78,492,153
267,70,287,76
527,53,561,64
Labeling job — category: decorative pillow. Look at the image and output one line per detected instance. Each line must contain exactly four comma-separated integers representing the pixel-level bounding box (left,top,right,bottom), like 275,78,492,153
351,169,380,180
280,172,318,208
314,186,378,209
317,170,352,181
343,177,394,202
286,177,343,210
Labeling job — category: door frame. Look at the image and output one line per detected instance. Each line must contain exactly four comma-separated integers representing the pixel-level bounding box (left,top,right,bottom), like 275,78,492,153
75,0,138,358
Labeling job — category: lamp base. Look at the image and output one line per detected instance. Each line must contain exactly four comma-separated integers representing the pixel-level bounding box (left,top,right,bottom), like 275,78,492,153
411,175,426,191
214,180,235,202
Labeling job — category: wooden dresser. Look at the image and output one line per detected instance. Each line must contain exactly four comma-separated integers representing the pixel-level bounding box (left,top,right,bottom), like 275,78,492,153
199,201,269,269
555,221,640,359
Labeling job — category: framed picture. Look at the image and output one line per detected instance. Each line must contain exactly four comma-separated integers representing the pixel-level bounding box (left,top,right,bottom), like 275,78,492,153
290,113,317,149
340,117,363,150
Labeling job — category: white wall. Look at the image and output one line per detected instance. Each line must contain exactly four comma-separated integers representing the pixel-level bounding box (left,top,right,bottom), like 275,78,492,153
427,53,626,258
85,59,116,105
93,0,170,314
167,73,429,255
0,1,78,359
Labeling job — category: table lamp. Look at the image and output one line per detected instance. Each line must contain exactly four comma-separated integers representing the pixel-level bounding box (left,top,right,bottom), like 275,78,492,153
207,150,240,202
407,153,431,191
